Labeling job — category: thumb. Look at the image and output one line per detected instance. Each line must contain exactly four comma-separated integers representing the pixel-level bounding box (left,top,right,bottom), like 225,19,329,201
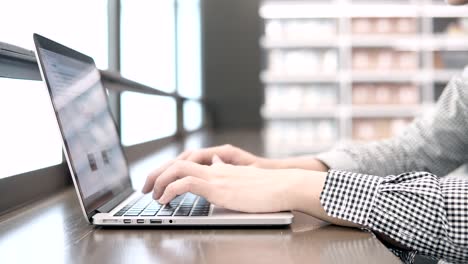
212,154,225,164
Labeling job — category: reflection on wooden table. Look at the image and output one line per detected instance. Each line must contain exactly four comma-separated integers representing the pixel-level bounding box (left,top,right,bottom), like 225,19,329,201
0,131,400,264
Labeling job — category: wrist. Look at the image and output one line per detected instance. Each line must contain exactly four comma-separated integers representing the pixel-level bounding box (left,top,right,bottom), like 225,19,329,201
259,158,295,169
288,170,328,214
312,159,329,172
254,157,283,169
284,170,362,227
270,157,329,171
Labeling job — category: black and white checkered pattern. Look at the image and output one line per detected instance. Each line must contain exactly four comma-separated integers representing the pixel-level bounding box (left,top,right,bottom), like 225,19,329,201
320,170,468,264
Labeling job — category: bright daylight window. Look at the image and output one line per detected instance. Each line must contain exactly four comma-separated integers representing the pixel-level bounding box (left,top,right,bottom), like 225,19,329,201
177,0,203,99
0,78,63,179
0,0,109,69
121,92,177,146
120,0,176,93
183,100,203,132
0,0,108,179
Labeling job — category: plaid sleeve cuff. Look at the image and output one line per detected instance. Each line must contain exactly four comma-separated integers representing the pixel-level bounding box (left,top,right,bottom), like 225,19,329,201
320,169,383,226
320,170,468,263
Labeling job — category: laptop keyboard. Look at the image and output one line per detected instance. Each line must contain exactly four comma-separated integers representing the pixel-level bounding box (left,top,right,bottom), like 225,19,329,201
113,193,211,217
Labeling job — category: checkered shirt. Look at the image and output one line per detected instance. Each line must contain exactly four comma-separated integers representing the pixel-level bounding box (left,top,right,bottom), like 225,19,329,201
317,73,468,264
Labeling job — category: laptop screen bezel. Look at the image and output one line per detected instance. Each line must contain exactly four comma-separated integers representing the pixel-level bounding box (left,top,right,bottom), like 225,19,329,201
33,34,134,221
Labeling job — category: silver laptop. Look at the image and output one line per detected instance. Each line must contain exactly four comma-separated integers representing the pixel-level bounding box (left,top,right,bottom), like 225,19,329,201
33,34,293,226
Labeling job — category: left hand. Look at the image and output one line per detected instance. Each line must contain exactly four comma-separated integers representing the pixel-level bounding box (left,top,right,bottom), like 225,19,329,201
143,155,311,213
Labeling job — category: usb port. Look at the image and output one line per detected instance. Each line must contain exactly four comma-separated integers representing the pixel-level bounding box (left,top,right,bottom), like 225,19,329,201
123,219,131,224
137,219,145,224
150,219,162,224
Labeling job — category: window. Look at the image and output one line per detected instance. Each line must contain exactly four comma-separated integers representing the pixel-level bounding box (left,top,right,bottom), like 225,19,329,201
0,0,109,180
183,100,203,131
0,0,109,69
0,0,204,213
121,92,177,146
0,78,63,179
120,0,177,92
119,0,204,145
177,0,203,99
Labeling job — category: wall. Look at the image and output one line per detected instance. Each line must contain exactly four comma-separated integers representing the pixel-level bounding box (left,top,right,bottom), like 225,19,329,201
202,0,263,130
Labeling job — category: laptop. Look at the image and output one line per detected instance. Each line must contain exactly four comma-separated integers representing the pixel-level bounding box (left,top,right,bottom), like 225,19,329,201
33,34,293,226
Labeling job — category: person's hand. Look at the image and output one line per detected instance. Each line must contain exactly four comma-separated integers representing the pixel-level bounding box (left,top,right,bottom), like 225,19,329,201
142,144,331,194
142,155,358,228
142,145,272,193
143,155,318,213
174,144,267,167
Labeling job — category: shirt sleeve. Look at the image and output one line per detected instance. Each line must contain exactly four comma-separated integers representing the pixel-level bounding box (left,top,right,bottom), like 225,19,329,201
320,169,468,264
316,74,468,177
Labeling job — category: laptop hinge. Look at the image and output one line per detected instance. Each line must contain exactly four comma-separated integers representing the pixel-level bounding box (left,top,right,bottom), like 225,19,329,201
95,187,135,214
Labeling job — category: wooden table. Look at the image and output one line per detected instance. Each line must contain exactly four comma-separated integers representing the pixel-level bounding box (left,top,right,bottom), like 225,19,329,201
0,131,400,264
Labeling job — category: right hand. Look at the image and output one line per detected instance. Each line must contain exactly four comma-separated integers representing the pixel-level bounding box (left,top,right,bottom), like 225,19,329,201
142,145,269,193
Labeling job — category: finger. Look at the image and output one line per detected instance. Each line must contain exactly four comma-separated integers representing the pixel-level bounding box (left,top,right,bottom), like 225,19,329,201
158,176,212,204
186,145,234,165
152,160,211,199
142,160,173,193
142,150,192,193
212,154,225,164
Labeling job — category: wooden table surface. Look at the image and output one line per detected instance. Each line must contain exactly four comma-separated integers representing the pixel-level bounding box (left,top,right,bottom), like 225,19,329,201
0,130,400,264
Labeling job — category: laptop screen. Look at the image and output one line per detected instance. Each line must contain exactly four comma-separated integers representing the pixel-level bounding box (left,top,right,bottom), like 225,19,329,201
34,35,132,216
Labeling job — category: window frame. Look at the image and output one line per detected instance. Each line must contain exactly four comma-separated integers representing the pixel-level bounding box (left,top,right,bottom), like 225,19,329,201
0,0,206,216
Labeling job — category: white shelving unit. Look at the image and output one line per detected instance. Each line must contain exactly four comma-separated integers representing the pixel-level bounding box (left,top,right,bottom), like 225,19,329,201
259,2,468,19
260,0,468,157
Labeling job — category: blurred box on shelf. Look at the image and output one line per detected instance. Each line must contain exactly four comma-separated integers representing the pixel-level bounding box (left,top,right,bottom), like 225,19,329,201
352,83,419,105
352,18,417,35
302,85,337,109
264,119,338,157
265,19,337,41
353,118,412,141
352,48,418,71
267,49,338,75
265,85,338,112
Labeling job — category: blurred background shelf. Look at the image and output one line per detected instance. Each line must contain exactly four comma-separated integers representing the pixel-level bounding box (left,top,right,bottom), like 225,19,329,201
432,69,459,82
262,36,468,50
261,107,340,120
260,37,341,49
351,105,423,118
260,3,468,19
262,105,423,119
261,70,458,83
260,0,468,158
261,72,341,83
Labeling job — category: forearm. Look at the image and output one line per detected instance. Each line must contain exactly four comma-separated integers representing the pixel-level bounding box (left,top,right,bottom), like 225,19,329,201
260,156,329,172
